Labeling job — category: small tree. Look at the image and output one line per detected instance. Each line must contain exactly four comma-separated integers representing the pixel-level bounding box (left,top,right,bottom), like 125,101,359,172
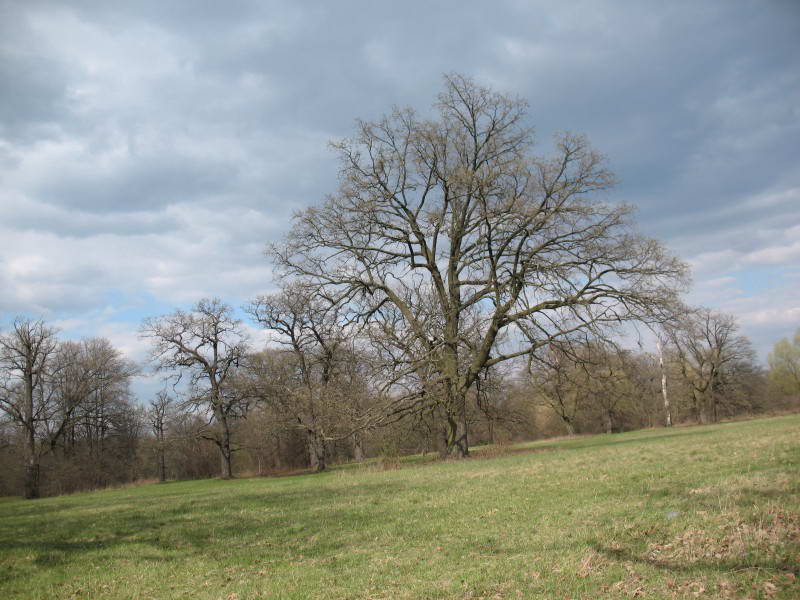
148,391,175,482
141,298,250,479
768,329,800,400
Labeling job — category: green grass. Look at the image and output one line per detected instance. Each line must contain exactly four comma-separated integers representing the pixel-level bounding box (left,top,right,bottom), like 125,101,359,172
1,416,798,599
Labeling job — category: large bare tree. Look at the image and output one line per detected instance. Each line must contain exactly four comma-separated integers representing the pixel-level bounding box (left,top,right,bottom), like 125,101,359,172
141,298,250,479
273,74,687,456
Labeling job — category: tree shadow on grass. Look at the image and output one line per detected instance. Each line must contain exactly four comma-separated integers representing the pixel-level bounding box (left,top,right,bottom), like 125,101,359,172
0,480,407,587
588,481,800,580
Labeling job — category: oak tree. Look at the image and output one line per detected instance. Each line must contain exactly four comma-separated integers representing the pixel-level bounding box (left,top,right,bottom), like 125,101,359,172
141,298,250,479
273,74,687,456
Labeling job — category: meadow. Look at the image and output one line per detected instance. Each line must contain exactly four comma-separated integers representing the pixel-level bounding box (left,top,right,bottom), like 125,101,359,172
1,415,798,599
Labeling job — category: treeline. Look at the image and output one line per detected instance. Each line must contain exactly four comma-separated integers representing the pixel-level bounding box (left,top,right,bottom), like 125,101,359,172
1,307,797,498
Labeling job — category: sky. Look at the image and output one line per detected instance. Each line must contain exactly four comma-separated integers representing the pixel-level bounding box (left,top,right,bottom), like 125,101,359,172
1,0,799,398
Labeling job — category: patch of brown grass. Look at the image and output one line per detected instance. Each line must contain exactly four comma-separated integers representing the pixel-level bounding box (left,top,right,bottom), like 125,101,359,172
646,508,800,569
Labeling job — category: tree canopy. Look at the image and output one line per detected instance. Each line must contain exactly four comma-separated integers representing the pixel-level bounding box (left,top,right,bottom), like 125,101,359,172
274,74,688,456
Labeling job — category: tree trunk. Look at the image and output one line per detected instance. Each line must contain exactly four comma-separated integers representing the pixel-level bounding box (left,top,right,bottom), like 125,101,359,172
158,445,166,483
656,339,672,427
23,368,40,499
709,383,718,423
443,413,469,458
219,444,233,479
691,389,704,424
604,411,613,434
697,394,709,425
24,448,40,500
215,407,234,479
307,432,326,472
352,431,364,463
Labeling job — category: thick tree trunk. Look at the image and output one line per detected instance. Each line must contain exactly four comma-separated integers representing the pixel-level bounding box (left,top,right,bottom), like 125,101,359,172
307,432,326,472
219,444,233,479
443,413,469,458
604,411,613,434
439,382,470,458
697,396,709,425
692,390,705,424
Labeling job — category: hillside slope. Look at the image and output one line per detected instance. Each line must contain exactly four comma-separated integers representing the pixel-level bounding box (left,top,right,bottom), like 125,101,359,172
1,416,798,599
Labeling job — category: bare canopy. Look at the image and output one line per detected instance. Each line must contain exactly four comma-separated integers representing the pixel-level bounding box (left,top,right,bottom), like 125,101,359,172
140,298,250,479
273,74,688,456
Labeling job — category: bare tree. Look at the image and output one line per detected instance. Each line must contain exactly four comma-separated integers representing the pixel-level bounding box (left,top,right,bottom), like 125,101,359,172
141,298,250,479
0,319,59,498
579,342,635,434
247,284,370,472
529,344,585,436
148,391,175,482
52,338,137,456
274,74,687,456
0,321,135,498
667,308,756,423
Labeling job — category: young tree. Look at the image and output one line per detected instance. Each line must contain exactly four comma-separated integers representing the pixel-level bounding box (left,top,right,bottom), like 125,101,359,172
141,298,250,479
768,329,800,399
148,391,175,482
273,74,687,456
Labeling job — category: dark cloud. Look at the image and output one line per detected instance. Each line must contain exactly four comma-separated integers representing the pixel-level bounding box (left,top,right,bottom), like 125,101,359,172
0,9,73,144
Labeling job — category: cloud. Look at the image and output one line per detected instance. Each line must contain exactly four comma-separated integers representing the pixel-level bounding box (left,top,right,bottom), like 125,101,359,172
1,0,799,384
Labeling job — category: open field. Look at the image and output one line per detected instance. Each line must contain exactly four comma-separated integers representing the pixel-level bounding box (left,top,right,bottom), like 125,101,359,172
1,416,798,599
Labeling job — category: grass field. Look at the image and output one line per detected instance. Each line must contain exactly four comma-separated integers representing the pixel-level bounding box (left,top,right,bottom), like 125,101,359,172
1,416,798,599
